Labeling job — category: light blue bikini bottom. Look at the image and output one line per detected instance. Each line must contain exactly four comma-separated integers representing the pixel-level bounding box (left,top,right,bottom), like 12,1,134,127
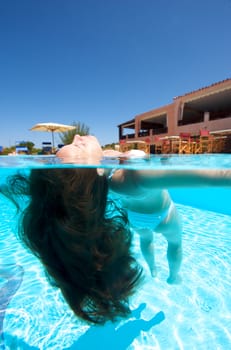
127,201,174,231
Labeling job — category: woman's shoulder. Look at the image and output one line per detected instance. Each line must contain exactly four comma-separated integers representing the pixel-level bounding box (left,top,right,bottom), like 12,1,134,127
123,150,147,158
103,149,147,158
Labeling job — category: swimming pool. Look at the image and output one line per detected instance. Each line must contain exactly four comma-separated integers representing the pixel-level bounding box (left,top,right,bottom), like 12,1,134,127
0,154,231,349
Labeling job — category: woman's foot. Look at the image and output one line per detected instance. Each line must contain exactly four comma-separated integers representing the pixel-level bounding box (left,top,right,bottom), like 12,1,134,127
150,266,157,278
167,274,182,284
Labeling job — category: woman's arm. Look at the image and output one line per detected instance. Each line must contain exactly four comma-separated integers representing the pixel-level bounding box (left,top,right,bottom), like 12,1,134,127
132,169,231,188
109,168,231,193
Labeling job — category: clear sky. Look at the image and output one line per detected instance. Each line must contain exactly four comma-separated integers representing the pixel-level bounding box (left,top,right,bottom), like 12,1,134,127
0,0,231,148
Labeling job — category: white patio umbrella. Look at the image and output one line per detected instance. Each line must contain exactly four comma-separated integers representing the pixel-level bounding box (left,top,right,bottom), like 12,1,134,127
30,122,76,149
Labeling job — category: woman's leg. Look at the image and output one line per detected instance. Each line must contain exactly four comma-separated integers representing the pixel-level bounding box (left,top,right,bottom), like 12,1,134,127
136,228,157,277
156,204,183,284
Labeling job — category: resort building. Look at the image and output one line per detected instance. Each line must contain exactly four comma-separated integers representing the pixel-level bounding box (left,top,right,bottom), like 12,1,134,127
118,78,231,153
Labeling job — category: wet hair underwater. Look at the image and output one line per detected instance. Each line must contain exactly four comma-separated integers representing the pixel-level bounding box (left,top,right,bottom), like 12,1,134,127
1,168,143,324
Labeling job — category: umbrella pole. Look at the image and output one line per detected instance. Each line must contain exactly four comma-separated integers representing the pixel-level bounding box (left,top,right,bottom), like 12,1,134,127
52,131,55,151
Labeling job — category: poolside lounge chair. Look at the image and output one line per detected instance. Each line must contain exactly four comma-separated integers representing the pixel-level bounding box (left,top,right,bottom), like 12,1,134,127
119,140,150,154
179,133,192,154
211,135,226,153
42,142,53,154
194,130,213,154
119,140,134,152
137,138,150,153
153,136,163,154
15,146,28,155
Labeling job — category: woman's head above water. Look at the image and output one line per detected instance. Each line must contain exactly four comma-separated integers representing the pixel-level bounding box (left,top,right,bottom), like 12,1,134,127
57,135,104,164
56,134,147,166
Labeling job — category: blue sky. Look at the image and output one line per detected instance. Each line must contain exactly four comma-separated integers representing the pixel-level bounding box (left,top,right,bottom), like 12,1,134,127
0,0,231,148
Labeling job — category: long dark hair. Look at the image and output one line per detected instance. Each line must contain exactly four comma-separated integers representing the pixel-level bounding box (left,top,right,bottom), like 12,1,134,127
1,167,142,324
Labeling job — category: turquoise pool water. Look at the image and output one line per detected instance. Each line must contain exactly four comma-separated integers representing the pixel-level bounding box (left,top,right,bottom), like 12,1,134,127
0,154,231,349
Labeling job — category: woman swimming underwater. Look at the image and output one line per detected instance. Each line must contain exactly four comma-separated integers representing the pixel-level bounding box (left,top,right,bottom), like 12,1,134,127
3,135,231,324
57,135,183,284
